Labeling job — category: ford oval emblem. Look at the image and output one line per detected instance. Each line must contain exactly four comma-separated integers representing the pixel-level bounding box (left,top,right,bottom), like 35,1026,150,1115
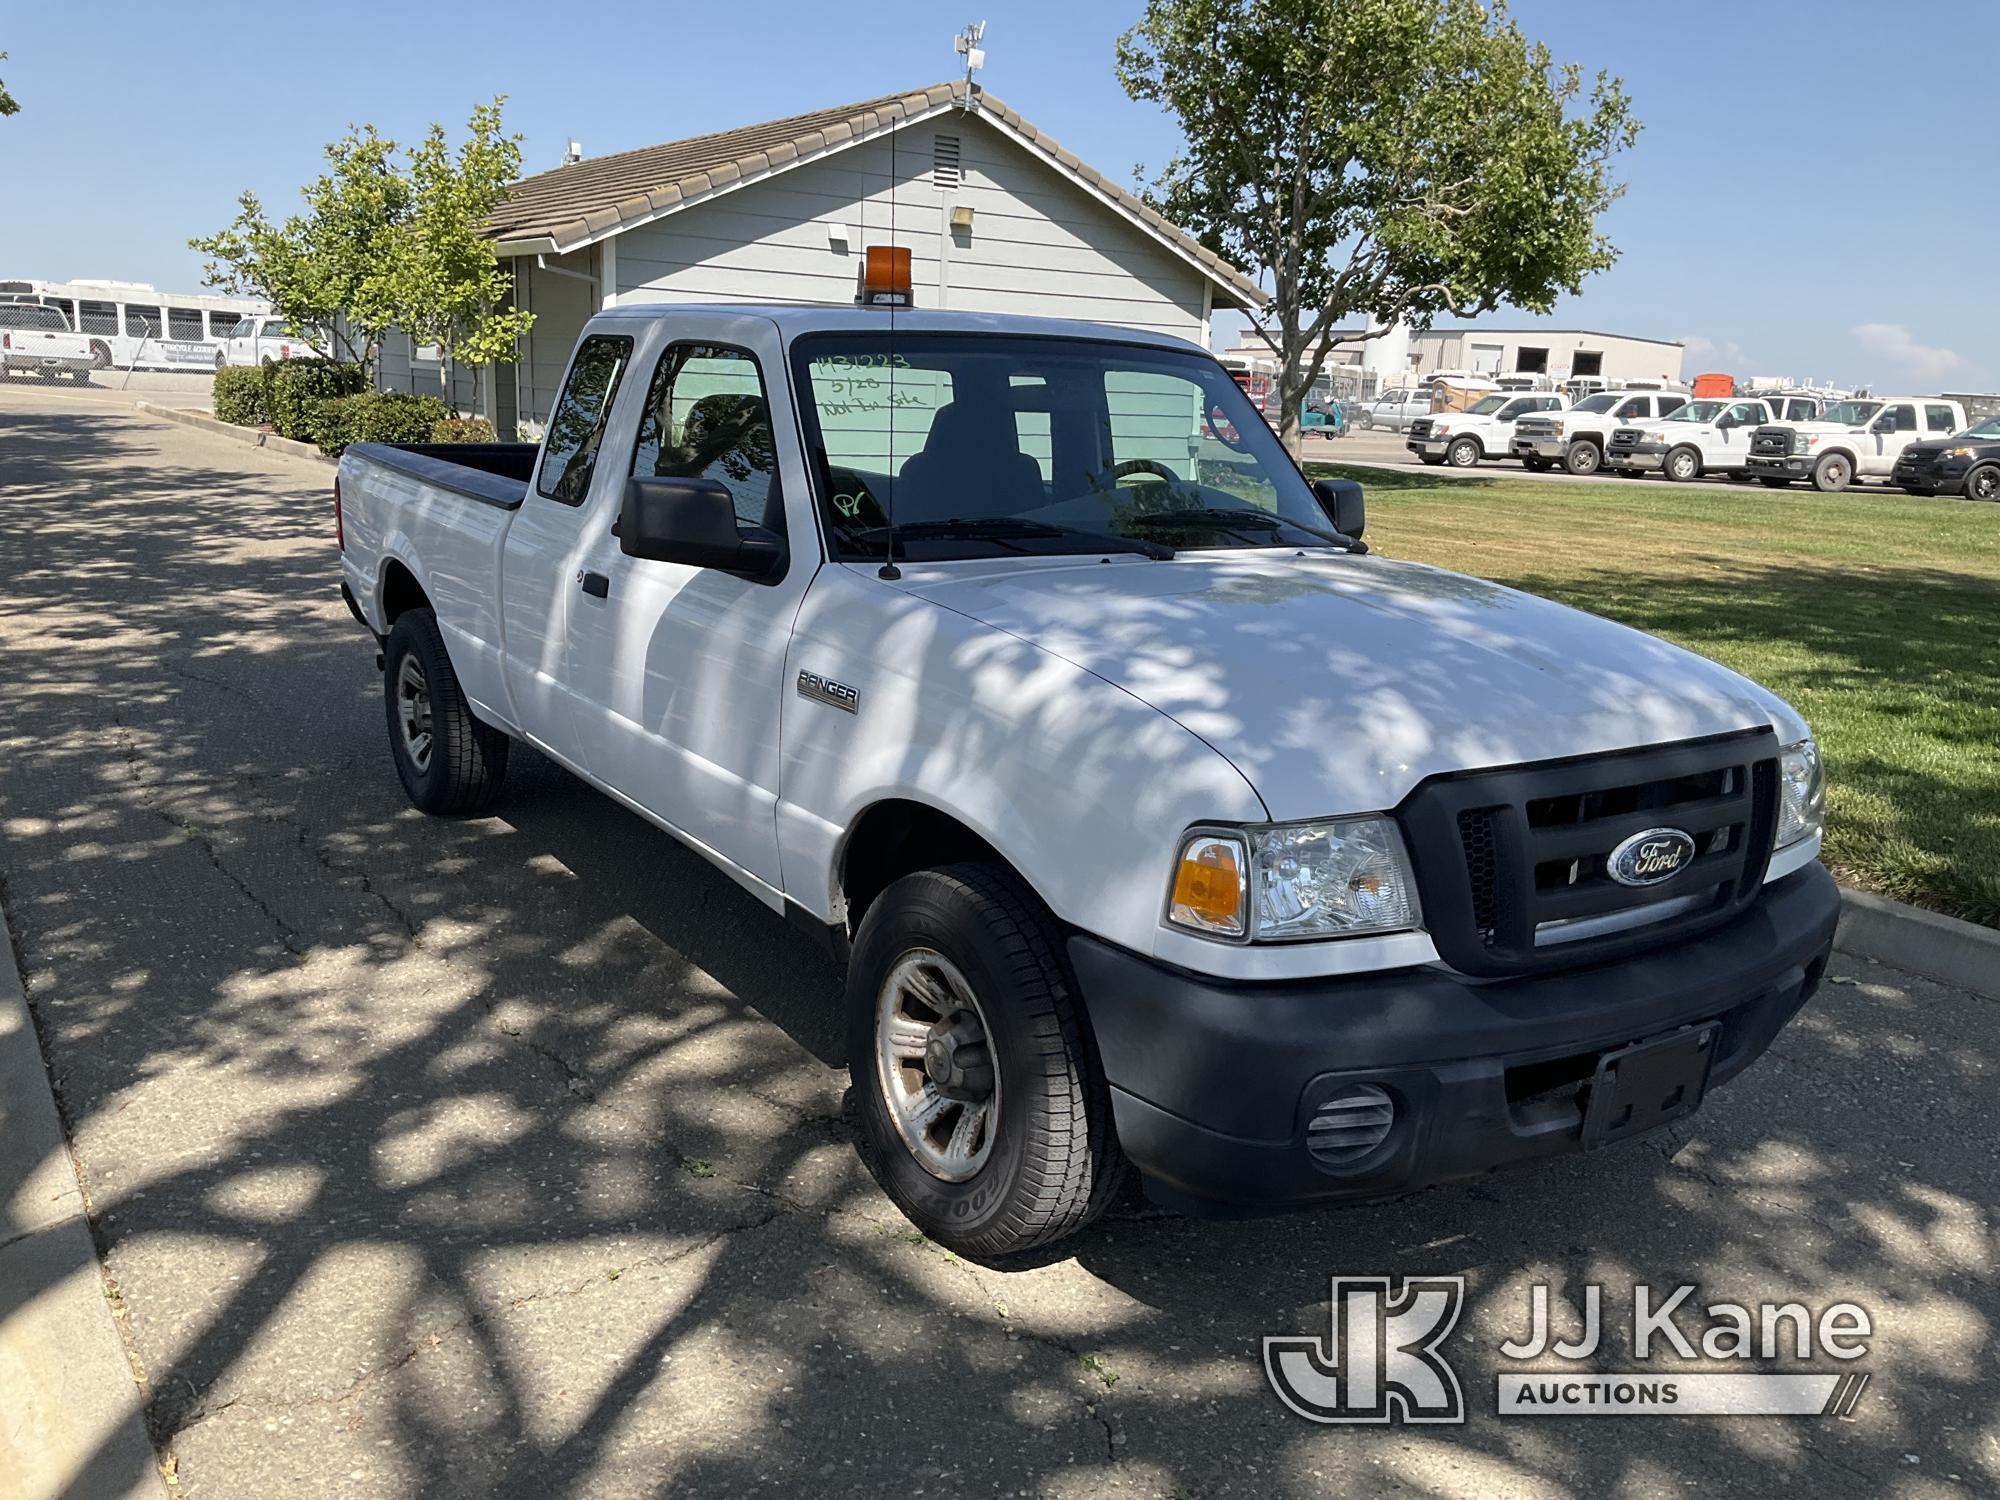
1608,827,1697,887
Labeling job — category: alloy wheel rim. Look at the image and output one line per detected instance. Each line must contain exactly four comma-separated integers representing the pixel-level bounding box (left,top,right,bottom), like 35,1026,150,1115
1973,470,1997,501
396,655,434,772
875,948,1000,1183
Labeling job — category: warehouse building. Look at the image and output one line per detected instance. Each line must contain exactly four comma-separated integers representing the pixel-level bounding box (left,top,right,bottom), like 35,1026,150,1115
1223,324,1687,399
378,83,1265,433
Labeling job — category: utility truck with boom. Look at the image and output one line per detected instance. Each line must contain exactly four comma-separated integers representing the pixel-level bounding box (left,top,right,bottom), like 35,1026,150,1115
334,282,1839,1257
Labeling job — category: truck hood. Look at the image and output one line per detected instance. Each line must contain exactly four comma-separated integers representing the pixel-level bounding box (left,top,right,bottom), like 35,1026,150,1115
897,552,1800,820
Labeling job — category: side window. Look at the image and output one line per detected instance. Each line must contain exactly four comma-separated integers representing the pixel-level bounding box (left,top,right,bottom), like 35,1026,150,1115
124,304,163,339
1658,396,1686,417
1891,403,1918,432
1925,404,1957,432
79,301,118,336
168,307,203,340
1616,399,1647,419
537,334,635,506
628,343,783,534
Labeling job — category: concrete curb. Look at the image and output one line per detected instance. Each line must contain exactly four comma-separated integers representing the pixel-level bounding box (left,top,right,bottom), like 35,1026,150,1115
0,905,168,1499
1835,886,2000,1000
133,401,331,465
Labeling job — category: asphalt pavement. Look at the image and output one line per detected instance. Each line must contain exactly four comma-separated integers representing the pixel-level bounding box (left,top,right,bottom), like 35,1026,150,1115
0,387,1993,1499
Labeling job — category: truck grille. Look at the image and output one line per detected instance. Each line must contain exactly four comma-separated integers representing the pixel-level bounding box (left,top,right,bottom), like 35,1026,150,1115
1607,426,1644,453
1750,426,1793,458
1398,730,1780,977
1407,418,1434,441
1895,448,1942,479
1514,417,1556,439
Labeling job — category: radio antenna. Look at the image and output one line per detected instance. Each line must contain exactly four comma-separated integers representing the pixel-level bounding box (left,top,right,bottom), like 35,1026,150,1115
878,105,904,580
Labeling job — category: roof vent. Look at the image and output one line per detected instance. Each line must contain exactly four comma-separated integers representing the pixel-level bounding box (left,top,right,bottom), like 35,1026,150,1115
564,140,584,166
933,134,962,192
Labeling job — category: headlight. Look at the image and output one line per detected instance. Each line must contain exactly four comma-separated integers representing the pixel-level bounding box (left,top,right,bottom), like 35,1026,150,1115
1645,431,1667,444
1431,422,1451,435
1942,445,1976,460
1167,817,1421,942
1775,738,1826,850
1792,433,1821,453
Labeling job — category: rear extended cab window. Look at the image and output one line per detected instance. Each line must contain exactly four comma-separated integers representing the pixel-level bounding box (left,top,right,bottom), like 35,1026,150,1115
537,334,636,506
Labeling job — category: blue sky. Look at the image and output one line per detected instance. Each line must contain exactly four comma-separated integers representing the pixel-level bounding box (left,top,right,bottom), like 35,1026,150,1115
1,0,1990,390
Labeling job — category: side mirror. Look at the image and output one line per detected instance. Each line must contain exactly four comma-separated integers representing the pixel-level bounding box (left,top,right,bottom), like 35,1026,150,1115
619,476,786,582
1312,478,1366,542
1870,417,1896,435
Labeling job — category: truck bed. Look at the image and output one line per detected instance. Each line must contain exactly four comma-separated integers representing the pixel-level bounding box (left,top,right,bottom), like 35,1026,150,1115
344,441,539,510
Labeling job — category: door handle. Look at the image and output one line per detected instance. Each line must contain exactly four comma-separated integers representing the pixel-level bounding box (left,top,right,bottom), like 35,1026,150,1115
579,570,610,599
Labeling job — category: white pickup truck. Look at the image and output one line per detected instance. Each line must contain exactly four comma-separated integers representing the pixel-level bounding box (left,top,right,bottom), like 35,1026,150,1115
1406,391,1567,468
1604,397,1778,481
0,302,94,383
1509,390,1687,476
216,315,326,369
336,304,1838,1256
1743,397,1969,492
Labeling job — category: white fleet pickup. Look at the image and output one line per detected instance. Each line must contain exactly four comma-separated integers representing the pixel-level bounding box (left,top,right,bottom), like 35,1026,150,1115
0,302,94,383
1406,391,1567,467
1510,390,1687,476
336,303,1838,1256
1605,397,1778,481
1743,397,1969,492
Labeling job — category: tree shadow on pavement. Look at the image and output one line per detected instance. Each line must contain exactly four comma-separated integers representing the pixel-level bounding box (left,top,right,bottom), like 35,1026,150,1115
0,399,1993,1499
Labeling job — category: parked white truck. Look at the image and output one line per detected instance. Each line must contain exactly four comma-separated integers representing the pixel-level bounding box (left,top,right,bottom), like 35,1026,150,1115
1605,397,1779,481
1406,391,1567,468
1510,389,1687,476
0,302,94,383
336,302,1838,1256
1743,397,1969,492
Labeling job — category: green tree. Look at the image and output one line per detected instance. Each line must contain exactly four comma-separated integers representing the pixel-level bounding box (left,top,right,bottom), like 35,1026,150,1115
382,99,533,408
1117,0,1639,449
1,52,20,116
190,126,410,369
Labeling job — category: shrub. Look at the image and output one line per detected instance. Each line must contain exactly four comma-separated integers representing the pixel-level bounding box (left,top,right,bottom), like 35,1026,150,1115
311,391,450,456
264,360,368,442
211,366,271,427
430,416,496,444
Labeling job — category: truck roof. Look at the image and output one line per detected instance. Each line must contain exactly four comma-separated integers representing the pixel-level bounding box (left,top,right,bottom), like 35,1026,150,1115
586,302,1207,353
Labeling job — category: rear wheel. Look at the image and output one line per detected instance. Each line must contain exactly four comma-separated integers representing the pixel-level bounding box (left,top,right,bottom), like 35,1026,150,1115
382,608,509,815
1446,436,1481,468
1811,453,1853,492
1759,477,1793,488
1522,455,1550,472
1418,455,1445,467
848,864,1122,1258
1965,465,2000,502
1564,439,1603,476
1665,446,1702,482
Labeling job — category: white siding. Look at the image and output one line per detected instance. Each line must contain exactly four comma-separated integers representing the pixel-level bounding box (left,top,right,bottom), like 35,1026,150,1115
515,248,599,431
612,116,1209,341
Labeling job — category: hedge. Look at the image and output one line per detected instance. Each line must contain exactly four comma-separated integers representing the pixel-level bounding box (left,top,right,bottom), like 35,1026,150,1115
430,417,496,444
312,392,450,456
265,361,368,443
212,366,270,427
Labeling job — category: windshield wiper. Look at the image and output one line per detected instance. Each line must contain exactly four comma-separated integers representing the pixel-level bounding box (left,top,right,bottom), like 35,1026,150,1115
1120,507,1347,549
855,517,1173,560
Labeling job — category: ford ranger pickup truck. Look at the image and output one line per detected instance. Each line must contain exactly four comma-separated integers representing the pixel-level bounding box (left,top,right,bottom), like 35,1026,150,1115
1744,398,1968,492
336,304,1839,1257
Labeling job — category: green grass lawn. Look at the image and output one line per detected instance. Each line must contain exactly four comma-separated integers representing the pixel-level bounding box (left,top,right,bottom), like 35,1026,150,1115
1305,462,2000,928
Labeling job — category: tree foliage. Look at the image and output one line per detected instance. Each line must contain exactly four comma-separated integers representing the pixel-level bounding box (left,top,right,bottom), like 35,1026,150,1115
1117,0,1639,446
191,99,532,393
383,100,534,392
1,52,20,116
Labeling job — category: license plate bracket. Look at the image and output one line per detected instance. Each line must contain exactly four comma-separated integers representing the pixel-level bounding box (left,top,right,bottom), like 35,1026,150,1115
1582,1023,1719,1148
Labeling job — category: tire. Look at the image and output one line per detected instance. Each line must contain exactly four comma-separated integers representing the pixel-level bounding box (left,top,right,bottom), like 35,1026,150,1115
1522,455,1550,472
382,608,509,815
89,341,111,370
69,369,90,385
847,863,1123,1258
214,350,226,371
1811,453,1853,492
1759,477,1793,488
1564,440,1603,476
1664,446,1702,482
1418,455,1446,467
1964,465,2000,503
1446,436,1481,468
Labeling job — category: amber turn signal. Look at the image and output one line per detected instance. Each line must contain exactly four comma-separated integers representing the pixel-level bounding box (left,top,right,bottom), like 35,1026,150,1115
1169,835,1246,937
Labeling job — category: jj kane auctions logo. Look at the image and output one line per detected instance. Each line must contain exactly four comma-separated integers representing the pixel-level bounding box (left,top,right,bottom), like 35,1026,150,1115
1266,1277,1873,1422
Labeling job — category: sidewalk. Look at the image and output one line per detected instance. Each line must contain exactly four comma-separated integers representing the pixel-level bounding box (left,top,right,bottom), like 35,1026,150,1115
0,908,166,1500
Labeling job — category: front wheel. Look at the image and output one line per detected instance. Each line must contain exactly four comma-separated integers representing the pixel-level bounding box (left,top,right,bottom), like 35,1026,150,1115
1445,436,1481,468
1811,453,1853,492
1760,477,1793,488
1418,454,1445,467
1564,440,1603,476
1664,446,1702,482
383,608,509,814
1964,465,2000,502
1522,455,1550,472
848,864,1122,1258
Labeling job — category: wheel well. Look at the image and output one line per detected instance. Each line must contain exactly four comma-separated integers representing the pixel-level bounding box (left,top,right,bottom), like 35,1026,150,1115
837,800,1008,936
379,560,431,624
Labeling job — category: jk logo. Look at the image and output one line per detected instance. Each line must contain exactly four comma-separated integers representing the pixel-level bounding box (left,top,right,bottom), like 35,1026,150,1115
1264,1276,1466,1424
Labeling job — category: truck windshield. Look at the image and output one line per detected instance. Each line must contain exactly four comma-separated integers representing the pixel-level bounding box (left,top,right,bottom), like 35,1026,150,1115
1467,395,1509,415
1960,416,2000,440
791,333,1342,561
1665,400,1727,423
1823,401,1882,425
1572,394,1618,413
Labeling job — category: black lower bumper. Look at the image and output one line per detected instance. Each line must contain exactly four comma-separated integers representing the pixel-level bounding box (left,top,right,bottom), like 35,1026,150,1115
1069,864,1840,1215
